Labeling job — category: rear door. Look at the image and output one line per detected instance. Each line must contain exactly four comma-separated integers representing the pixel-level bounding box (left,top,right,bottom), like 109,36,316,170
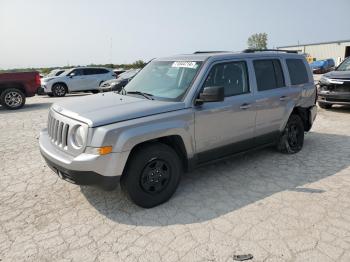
98,69,114,83
285,58,315,107
253,58,293,145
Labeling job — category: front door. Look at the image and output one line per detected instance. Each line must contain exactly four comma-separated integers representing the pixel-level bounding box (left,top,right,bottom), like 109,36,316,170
194,60,257,163
67,69,90,91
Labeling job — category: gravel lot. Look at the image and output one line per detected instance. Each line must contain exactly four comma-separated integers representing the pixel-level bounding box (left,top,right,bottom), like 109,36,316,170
1,94,350,262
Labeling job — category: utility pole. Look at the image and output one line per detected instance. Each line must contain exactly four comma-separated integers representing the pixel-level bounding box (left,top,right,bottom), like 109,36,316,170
110,37,113,66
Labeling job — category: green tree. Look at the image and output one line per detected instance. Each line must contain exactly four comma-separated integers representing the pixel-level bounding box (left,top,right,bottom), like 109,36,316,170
132,60,146,68
247,33,268,49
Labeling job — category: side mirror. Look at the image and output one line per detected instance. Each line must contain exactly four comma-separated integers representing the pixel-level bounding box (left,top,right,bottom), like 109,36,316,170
196,86,224,105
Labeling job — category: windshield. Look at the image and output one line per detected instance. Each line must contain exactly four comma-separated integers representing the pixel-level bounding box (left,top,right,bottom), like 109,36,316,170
46,69,65,77
337,58,350,71
125,60,202,101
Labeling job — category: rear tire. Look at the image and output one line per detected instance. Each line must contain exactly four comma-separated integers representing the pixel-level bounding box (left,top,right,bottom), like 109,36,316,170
52,83,67,97
0,88,26,110
318,102,332,109
277,114,304,154
121,143,182,208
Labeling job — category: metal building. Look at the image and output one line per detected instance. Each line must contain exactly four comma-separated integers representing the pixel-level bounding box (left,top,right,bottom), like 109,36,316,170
277,39,350,65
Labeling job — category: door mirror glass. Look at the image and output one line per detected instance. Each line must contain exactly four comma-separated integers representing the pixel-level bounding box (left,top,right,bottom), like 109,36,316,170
196,86,224,105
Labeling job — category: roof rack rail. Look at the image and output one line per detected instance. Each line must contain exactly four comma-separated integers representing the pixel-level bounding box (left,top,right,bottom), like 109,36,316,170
193,51,229,54
243,49,298,54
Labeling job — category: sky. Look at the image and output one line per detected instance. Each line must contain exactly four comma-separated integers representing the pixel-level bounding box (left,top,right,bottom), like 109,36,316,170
0,0,349,69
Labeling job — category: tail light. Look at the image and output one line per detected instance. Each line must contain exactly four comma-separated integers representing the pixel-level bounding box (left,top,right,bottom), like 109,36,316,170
35,73,41,85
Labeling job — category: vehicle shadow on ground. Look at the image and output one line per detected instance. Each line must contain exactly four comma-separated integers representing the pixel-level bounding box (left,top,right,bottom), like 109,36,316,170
81,131,350,226
0,102,52,114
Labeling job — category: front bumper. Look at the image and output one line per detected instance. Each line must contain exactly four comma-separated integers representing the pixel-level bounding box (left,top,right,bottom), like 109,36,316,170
99,86,113,92
39,129,129,185
41,84,52,93
317,91,350,105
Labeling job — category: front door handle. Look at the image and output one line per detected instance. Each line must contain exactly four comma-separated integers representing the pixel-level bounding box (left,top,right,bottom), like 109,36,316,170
280,95,289,101
240,103,251,110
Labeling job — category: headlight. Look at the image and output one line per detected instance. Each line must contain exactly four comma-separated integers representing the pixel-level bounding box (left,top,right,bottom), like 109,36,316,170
72,125,86,148
320,76,329,84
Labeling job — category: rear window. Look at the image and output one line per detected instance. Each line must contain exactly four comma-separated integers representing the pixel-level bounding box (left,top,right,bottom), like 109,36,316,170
96,69,109,74
253,59,285,91
286,59,309,85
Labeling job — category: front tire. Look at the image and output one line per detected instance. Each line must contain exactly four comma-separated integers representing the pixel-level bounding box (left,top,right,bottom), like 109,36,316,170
121,143,182,208
0,88,26,110
277,114,304,154
318,102,332,109
52,83,67,97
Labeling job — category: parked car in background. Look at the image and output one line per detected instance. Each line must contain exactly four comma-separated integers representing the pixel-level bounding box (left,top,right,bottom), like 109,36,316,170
99,69,140,92
0,71,41,109
41,67,115,97
113,68,126,78
317,56,350,109
39,50,317,208
310,59,335,74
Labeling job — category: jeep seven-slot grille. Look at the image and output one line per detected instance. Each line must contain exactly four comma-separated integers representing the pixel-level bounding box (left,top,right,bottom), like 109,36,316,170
48,113,69,149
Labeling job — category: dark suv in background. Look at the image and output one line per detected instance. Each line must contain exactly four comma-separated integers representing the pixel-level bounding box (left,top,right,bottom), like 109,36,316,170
318,57,350,109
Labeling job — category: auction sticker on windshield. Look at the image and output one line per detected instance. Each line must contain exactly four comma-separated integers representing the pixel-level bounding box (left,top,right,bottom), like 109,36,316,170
172,61,199,69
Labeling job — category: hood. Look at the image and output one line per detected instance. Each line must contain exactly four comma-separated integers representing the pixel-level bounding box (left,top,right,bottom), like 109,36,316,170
324,70,350,79
102,78,120,85
51,92,186,127
42,76,60,82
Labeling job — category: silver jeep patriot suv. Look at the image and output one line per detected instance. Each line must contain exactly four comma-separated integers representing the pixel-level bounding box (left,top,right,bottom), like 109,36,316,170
39,49,317,208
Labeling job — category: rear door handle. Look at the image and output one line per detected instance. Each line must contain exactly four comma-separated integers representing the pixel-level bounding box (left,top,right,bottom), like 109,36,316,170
280,95,289,101
240,103,251,110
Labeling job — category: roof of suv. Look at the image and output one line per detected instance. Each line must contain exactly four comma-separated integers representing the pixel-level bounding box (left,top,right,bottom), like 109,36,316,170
157,50,302,62
69,67,112,70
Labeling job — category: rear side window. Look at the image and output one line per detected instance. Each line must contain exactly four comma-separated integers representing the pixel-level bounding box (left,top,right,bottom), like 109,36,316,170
204,61,249,97
83,68,96,75
286,59,309,85
95,69,109,74
83,68,109,75
253,59,285,91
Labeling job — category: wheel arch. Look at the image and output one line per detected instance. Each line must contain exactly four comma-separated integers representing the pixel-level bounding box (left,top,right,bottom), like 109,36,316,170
52,82,69,92
121,135,190,179
291,107,312,131
282,106,312,132
0,82,27,96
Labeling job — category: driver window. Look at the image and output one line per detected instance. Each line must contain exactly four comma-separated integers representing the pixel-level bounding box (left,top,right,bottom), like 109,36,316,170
69,69,82,76
204,61,249,97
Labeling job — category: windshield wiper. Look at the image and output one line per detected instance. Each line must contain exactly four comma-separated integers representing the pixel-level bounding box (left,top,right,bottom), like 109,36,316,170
118,86,127,95
126,91,154,100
